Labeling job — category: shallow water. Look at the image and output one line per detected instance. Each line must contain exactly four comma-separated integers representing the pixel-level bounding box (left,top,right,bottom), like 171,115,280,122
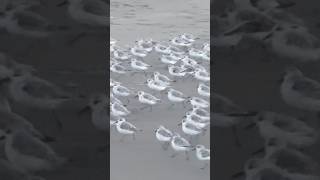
111,0,210,44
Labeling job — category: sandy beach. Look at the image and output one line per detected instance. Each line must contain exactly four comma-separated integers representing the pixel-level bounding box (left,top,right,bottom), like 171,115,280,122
110,0,210,179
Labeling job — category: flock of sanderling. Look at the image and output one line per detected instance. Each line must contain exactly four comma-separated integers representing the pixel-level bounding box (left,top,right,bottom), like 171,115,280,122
214,0,320,179
110,34,210,170
0,0,108,179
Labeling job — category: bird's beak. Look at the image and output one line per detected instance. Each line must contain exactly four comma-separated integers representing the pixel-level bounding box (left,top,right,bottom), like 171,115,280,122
177,122,182,126
78,105,91,115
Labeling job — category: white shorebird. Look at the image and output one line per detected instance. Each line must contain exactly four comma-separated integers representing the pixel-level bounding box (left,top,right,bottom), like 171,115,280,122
168,65,187,77
179,119,204,138
110,63,128,74
198,83,210,97
155,125,173,150
114,118,142,142
110,101,130,117
166,88,187,107
171,36,192,47
180,33,197,43
153,71,174,86
160,54,179,65
193,68,210,82
135,39,154,52
112,84,132,97
280,66,320,115
130,46,148,58
136,91,161,105
146,78,168,92
2,129,67,173
185,111,210,129
0,158,45,180
188,48,206,59
195,144,210,170
190,105,210,121
155,43,171,54
170,133,193,160
113,50,130,61
188,97,209,109
130,58,151,72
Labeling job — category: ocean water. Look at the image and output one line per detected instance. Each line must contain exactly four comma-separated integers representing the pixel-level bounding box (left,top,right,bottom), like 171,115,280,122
111,0,210,45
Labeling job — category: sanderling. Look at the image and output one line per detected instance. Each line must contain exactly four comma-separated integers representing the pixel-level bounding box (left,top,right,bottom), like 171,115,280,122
197,83,210,97
112,84,132,97
193,68,210,82
190,106,210,121
195,145,210,170
155,125,173,150
168,65,187,77
3,129,67,173
160,54,179,65
155,43,171,54
188,48,206,59
180,33,197,43
169,46,185,55
136,91,161,105
146,78,168,92
130,58,151,72
188,97,209,109
202,43,210,52
113,50,130,61
110,63,128,74
170,133,193,160
167,88,187,106
135,39,154,52
110,101,130,117
185,111,210,129
280,66,320,113
171,36,192,47
114,118,142,141
130,46,148,58
179,119,204,137
153,71,174,86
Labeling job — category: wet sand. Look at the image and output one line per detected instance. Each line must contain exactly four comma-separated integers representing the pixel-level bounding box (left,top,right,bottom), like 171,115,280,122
110,52,210,180
110,0,210,179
